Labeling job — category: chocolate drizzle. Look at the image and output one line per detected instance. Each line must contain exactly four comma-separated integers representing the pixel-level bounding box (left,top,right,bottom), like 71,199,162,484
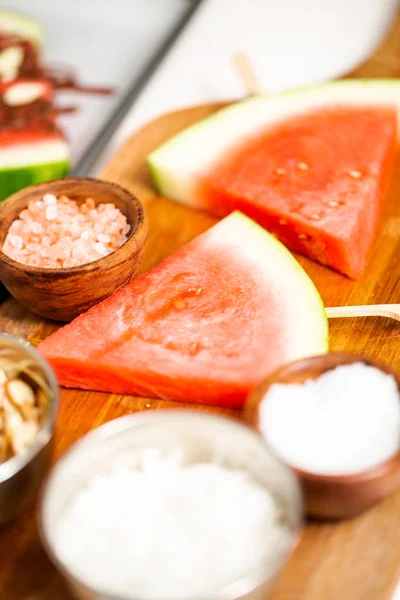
0,31,113,136
45,67,113,95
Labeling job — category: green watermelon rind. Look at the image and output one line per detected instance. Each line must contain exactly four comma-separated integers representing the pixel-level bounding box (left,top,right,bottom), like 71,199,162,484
212,211,329,359
0,9,44,48
0,161,69,201
148,78,400,205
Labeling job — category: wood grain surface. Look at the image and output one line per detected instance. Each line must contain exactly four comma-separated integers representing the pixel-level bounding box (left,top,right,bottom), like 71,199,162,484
1,14,400,599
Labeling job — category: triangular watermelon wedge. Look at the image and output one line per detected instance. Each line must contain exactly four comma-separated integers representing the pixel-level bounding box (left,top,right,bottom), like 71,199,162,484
39,212,328,408
148,80,400,279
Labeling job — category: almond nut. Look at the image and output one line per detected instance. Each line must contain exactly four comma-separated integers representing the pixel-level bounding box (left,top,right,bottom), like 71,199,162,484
0,46,24,82
5,378,36,408
3,81,46,107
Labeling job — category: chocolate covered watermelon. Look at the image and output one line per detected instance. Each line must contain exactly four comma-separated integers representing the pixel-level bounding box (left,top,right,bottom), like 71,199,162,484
149,80,400,279
0,9,112,201
0,78,69,200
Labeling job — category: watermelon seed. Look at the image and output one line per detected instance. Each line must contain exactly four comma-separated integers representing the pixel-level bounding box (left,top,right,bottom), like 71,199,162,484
279,219,287,225
348,170,361,179
328,200,339,207
311,214,321,220
145,403,152,408
297,162,309,171
298,234,307,240
275,168,286,175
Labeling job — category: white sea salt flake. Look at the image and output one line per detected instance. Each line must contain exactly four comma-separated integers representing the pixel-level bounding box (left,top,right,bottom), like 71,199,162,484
54,453,288,599
260,363,400,475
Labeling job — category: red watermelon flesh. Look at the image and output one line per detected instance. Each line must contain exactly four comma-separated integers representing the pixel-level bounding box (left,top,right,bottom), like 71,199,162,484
38,212,328,408
198,107,397,279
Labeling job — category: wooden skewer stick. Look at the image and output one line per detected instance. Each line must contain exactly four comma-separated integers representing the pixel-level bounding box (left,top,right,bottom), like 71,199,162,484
325,304,400,322
233,52,263,96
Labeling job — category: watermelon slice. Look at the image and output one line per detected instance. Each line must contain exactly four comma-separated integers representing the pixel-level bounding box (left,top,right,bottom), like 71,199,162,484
148,80,400,279
0,77,69,201
39,212,328,408
0,9,44,49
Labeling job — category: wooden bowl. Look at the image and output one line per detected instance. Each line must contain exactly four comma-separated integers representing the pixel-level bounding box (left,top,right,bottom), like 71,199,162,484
246,353,400,520
0,177,148,321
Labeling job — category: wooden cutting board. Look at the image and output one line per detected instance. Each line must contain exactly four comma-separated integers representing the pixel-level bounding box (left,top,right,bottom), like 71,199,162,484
2,19,400,600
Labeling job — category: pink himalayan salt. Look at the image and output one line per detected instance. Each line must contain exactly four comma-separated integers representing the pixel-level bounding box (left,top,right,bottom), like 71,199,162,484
2,193,131,269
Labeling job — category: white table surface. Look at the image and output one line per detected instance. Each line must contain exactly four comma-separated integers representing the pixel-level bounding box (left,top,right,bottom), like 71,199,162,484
8,0,189,166
94,0,398,171
93,0,399,595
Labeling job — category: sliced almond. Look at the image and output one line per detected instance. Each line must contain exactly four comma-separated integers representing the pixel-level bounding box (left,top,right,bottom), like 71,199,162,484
7,420,39,455
3,81,46,107
0,46,24,82
36,387,48,417
5,378,35,409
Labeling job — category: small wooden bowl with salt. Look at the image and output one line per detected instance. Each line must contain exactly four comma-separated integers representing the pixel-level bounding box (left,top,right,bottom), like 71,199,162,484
0,178,148,321
246,353,400,520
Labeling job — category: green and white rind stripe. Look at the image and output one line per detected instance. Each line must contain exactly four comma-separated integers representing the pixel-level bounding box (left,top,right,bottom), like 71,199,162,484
0,161,69,201
208,211,329,359
0,139,70,201
0,9,44,48
148,79,400,206
0,138,69,169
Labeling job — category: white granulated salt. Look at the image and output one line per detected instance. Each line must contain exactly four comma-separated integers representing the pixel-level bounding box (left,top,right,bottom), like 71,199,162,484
260,363,400,475
54,452,288,599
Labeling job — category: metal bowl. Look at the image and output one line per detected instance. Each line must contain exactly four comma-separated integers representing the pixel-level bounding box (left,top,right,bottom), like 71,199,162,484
39,410,302,600
0,332,58,525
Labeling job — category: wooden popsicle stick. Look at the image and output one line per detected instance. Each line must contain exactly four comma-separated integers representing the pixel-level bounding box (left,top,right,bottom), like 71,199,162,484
232,52,263,96
326,304,400,322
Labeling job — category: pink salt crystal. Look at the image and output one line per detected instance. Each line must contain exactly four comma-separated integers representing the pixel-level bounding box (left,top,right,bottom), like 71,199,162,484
2,193,129,268
43,194,57,206
28,256,41,267
31,222,43,234
63,258,76,268
19,209,31,221
45,206,57,221
97,233,110,243
93,242,107,256
9,235,23,249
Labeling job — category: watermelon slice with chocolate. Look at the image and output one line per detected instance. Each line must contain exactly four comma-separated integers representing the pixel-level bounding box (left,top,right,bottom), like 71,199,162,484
0,78,69,201
148,80,400,279
39,212,328,408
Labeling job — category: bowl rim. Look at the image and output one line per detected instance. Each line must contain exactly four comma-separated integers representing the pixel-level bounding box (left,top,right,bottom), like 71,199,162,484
248,351,400,484
38,409,303,600
0,332,59,482
0,177,146,276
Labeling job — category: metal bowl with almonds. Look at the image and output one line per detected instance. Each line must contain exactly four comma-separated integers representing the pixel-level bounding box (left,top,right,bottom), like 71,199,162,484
0,332,58,525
